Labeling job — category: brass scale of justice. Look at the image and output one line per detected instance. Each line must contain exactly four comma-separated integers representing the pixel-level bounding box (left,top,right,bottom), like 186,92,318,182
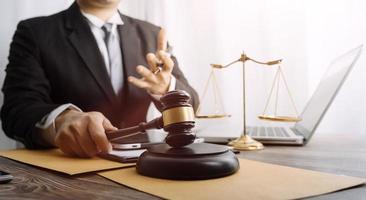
195,52,302,151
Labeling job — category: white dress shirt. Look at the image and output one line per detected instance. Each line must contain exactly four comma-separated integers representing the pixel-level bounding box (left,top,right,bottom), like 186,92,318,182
36,9,176,145
83,11,124,94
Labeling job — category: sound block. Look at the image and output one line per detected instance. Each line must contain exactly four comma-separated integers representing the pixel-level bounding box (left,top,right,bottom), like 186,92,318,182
136,143,240,180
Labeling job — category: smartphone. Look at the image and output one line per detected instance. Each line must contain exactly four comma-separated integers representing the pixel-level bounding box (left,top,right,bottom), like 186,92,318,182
99,149,146,163
0,171,13,184
111,138,205,150
111,142,163,150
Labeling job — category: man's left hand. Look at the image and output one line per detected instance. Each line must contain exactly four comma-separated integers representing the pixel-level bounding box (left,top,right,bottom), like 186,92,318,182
128,29,173,95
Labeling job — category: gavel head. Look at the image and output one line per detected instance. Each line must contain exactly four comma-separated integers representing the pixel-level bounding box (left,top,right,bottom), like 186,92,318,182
160,90,196,148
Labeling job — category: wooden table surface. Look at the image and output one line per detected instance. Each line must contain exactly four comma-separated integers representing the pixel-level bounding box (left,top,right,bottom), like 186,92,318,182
1,132,365,200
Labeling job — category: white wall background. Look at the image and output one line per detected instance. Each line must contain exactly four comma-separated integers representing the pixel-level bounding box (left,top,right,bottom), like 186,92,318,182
0,0,365,149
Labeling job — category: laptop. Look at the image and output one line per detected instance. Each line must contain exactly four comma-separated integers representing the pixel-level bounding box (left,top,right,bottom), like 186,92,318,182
198,45,363,145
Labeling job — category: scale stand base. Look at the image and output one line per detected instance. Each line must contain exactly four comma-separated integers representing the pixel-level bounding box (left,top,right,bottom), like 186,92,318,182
136,143,240,180
228,134,264,151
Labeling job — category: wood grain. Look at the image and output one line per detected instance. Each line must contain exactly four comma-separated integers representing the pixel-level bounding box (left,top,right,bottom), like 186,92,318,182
0,158,159,200
1,132,365,199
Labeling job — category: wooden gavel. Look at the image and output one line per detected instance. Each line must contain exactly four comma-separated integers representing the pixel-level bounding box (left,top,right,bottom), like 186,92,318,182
106,90,196,148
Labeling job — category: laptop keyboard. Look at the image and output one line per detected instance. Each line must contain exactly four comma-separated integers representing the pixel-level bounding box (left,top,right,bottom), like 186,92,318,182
248,127,290,138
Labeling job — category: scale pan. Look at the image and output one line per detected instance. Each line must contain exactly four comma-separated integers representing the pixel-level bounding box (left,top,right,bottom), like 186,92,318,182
195,114,231,119
258,115,301,122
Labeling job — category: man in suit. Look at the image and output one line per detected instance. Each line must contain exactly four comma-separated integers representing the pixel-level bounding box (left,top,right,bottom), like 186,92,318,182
1,0,199,157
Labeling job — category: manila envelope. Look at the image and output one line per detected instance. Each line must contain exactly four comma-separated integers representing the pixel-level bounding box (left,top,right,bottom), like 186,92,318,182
0,148,134,175
98,158,365,200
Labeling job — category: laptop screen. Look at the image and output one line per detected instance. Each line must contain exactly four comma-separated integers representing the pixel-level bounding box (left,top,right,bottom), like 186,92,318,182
294,45,362,142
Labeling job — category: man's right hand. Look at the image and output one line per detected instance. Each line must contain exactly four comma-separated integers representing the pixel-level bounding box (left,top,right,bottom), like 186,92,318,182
54,110,117,157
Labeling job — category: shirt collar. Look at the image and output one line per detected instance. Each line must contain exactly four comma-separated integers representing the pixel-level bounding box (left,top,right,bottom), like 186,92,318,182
81,10,124,28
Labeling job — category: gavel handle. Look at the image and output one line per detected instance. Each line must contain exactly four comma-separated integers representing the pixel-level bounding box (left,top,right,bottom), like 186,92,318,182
106,117,164,142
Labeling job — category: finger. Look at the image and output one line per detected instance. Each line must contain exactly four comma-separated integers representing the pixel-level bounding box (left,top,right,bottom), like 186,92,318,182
55,131,82,157
128,76,151,89
103,119,116,151
103,118,117,131
68,130,90,157
75,130,99,157
136,65,156,83
158,50,174,73
69,144,88,158
157,28,167,51
65,123,92,157
58,143,76,157
87,116,111,153
66,135,87,158
146,53,159,73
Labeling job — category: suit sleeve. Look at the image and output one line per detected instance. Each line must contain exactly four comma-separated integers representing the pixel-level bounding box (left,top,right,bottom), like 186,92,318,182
1,21,59,149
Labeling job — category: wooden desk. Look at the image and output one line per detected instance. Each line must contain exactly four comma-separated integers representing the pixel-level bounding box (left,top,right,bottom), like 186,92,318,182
1,132,365,200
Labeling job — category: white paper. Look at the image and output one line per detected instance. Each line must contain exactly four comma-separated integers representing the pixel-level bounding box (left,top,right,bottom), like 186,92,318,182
109,149,146,159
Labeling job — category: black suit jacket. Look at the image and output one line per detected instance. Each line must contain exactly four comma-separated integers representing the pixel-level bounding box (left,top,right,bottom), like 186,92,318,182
1,3,199,149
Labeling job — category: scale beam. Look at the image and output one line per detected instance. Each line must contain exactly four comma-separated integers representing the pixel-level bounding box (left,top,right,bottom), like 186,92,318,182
211,53,282,69
196,52,301,151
